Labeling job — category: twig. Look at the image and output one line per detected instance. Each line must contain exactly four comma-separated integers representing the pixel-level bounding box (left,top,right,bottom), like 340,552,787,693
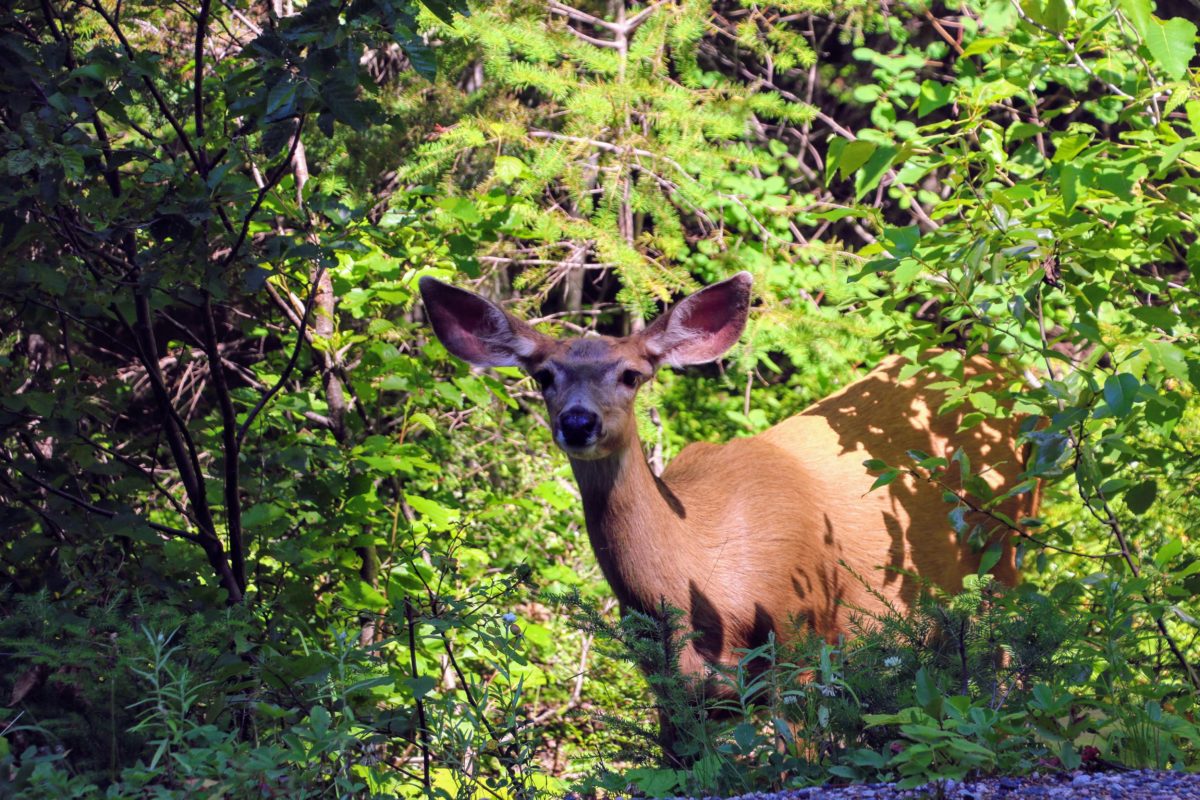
194,0,212,173
75,432,196,525
3,454,202,543
222,116,306,270
221,0,261,35
1008,0,1133,101
1032,289,1199,690
87,0,235,234
202,293,245,591
919,469,1115,559
405,598,432,794
236,267,325,447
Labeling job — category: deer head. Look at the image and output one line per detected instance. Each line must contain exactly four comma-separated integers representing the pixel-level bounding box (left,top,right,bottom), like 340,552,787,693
418,272,752,460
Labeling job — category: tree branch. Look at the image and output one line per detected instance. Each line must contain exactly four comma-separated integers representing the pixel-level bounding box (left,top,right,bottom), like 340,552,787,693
222,116,305,270
194,0,212,173
236,266,325,447
3,454,203,544
202,292,245,592
85,0,235,235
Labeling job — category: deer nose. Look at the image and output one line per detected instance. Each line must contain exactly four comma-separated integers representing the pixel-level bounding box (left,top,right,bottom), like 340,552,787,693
558,407,601,447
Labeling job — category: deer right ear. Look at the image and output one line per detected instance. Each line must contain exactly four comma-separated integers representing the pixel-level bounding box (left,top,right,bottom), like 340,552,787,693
418,277,549,367
640,272,752,368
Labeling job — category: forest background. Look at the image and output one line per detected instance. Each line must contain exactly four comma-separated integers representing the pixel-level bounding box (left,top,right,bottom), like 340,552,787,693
2,0,1200,797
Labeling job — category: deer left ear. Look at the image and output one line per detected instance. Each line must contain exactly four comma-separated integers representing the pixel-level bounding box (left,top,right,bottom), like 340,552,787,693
639,272,752,368
419,277,550,367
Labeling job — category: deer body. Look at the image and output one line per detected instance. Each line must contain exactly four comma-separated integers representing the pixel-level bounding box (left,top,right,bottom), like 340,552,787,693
420,273,1035,681
571,355,1029,678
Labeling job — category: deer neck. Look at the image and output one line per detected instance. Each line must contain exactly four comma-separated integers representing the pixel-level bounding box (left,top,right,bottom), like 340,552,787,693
569,433,690,613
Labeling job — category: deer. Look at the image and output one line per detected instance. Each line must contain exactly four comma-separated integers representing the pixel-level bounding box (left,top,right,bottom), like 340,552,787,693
418,271,1036,697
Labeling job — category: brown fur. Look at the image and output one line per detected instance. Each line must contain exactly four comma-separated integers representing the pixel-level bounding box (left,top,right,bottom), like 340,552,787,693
572,354,1034,680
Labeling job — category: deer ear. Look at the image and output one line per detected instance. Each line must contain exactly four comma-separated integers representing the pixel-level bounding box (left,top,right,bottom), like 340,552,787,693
640,272,752,368
418,277,549,367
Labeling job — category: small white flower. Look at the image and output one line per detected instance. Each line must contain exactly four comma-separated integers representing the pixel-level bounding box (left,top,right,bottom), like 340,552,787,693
819,684,837,697
884,656,902,668
783,695,798,705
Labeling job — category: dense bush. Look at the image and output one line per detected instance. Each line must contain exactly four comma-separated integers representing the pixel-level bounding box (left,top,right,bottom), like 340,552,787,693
1,0,1198,797
571,574,1200,798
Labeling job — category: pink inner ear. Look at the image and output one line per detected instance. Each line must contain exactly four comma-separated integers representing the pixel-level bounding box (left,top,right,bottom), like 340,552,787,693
679,284,746,337
420,277,548,367
428,303,503,364
643,273,751,367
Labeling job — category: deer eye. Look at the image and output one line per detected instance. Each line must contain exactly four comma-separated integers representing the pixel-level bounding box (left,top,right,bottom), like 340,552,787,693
620,369,645,389
532,369,555,390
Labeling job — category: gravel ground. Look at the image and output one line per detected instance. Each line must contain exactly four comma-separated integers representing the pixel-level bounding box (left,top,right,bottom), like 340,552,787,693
714,770,1200,799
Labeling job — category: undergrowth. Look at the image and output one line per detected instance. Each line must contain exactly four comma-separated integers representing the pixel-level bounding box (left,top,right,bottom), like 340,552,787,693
562,573,1200,798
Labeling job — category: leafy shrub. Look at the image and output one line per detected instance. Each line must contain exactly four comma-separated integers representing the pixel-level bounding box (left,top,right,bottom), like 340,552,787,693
569,574,1200,797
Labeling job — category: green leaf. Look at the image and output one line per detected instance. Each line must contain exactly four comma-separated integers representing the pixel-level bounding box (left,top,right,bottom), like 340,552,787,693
961,37,1006,57
952,448,971,482
1060,163,1084,213
347,675,394,696
837,139,878,180
405,494,459,529
1022,0,1070,32
343,579,388,611
438,197,481,223
1126,479,1158,515
1130,306,1178,333
916,80,954,118
870,469,901,491
1113,0,1152,35
1147,17,1197,81
949,506,970,535
978,544,1003,575
1052,133,1092,163
321,73,367,130
1120,0,1198,80
494,155,527,183
400,37,438,81
732,722,759,751
317,111,335,138
1146,393,1185,432
1154,535,1182,566
243,502,286,529
405,675,437,701
1042,0,1071,32
957,411,987,432
308,706,331,736
420,0,463,24
897,776,931,790
1102,373,1140,418
969,391,997,415
885,225,921,256
825,136,847,184
266,79,297,119
855,144,898,201
914,668,942,717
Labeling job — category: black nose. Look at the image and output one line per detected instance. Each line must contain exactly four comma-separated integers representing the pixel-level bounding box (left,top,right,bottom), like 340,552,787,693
558,407,601,447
